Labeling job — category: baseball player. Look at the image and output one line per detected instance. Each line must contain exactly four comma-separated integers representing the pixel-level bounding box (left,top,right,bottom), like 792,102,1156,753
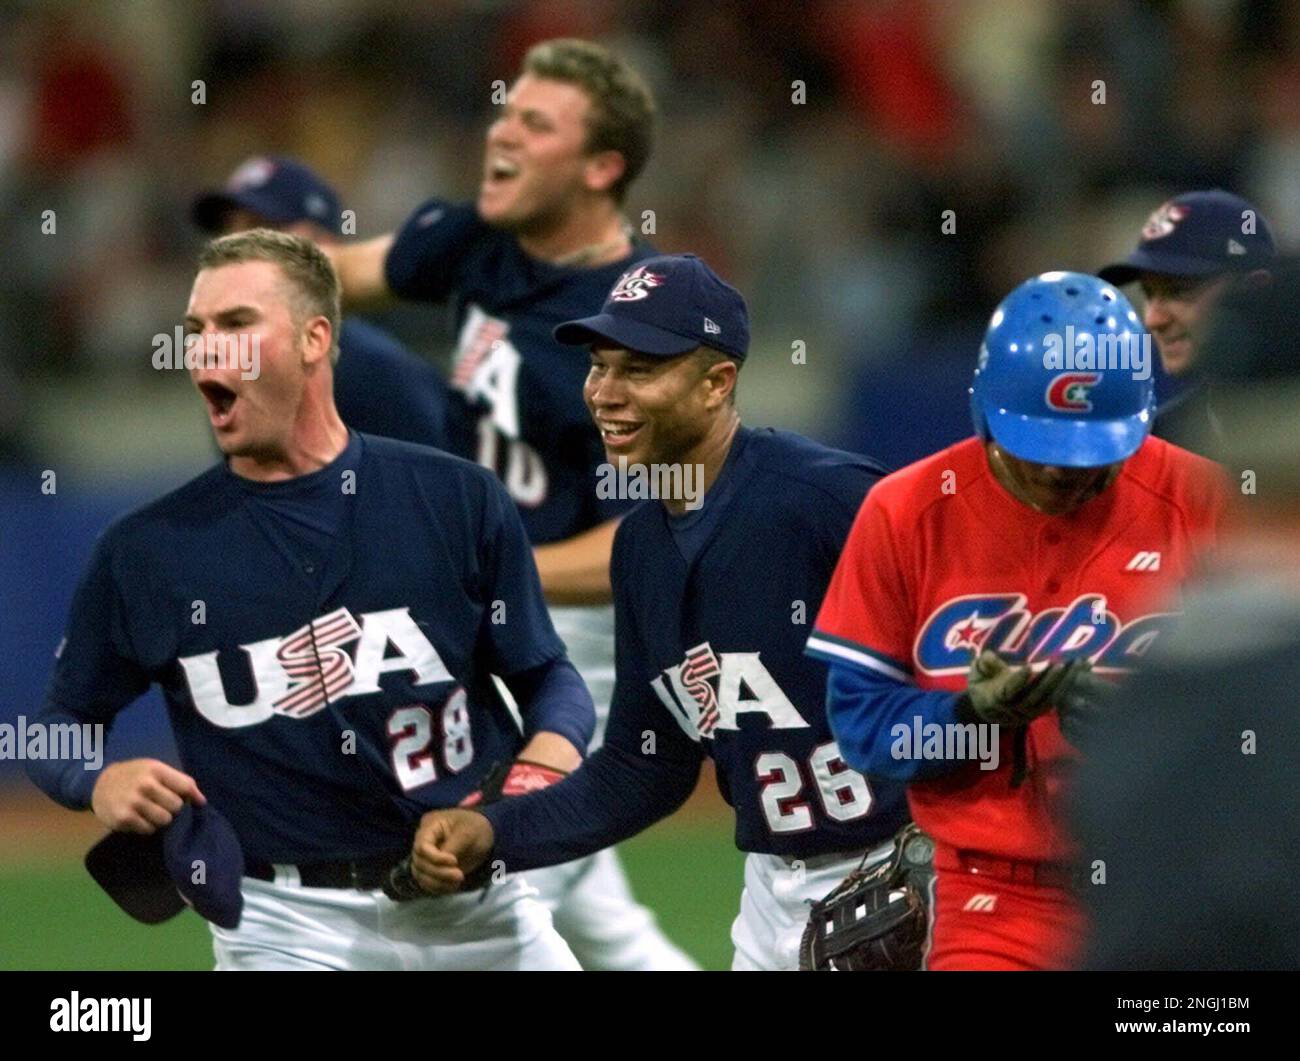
191,155,449,449
397,253,913,971
806,271,1225,970
26,230,591,970
1098,189,1275,455
325,38,695,970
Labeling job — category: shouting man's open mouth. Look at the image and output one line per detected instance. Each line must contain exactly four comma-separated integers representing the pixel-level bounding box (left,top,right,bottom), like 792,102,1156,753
198,380,239,430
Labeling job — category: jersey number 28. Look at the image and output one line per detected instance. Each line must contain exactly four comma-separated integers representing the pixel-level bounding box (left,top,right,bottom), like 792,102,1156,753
387,688,475,791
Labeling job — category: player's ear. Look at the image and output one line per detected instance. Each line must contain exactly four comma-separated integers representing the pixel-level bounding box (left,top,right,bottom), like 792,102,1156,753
704,358,738,409
300,314,333,367
582,149,626,196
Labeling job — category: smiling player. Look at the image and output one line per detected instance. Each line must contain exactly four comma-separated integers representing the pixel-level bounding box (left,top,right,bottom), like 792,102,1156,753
397,254,914,971
1098,190,1275,455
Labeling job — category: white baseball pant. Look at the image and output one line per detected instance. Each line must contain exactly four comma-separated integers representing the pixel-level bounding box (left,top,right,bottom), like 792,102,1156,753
210,871,579,971
520,604,699,971
730,839,895,971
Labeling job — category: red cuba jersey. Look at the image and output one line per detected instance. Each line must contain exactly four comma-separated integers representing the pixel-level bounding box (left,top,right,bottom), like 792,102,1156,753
812,435,1225,861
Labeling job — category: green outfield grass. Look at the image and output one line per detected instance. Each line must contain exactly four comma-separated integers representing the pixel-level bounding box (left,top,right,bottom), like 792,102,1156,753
0,818,744,971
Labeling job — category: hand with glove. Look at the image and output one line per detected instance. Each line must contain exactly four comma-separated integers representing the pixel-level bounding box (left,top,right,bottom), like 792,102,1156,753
957,650,1091,728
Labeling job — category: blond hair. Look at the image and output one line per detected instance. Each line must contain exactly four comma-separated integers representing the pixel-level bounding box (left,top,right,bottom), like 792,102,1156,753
198,229,341,363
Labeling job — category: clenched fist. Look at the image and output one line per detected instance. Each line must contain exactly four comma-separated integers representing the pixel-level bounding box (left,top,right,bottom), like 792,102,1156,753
409,809,496,896
91,758,205,834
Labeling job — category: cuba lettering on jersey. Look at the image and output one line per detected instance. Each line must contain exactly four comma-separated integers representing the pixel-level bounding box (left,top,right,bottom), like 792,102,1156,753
385,198,647,543
913,593,1177,676
44,434,564,863
809,435,1225,863
612,427,910,854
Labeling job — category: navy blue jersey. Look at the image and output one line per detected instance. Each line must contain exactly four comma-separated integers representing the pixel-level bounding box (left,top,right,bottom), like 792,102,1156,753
333,318,448,449
385,198,647,543
33,433,577,864
484,427,911,864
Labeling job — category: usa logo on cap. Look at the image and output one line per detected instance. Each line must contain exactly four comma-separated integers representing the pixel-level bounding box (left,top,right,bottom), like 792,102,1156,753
1140,201,1187,242
610,266,664,302
227,156,275,191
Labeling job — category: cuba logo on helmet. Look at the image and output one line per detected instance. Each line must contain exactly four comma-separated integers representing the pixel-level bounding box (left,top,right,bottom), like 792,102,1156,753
1045,372,1102,413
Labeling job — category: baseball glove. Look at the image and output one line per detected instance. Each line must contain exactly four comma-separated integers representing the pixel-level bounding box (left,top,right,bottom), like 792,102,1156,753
799,823,935,972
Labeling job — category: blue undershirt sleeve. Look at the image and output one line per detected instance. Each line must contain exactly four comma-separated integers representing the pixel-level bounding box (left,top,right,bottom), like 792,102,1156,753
502,657,595,759
27,533,151,810
826,659,973,781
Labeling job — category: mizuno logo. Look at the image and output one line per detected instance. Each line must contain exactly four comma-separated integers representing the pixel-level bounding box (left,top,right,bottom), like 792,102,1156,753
1125,551,1161,572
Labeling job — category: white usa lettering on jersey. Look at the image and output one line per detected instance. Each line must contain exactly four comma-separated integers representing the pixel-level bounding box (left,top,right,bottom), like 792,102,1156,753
649,645,806,742
178,606,452,729
452,305,546,507
649,643,876,833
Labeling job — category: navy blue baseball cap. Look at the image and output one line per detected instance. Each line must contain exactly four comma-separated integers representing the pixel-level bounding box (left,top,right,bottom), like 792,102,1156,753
192,155,342,235
1098,190,1275,286
85,803,245,929
554,253,750,360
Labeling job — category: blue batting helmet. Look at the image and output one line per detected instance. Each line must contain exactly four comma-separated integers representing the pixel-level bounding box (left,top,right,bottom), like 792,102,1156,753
970,271,1155,467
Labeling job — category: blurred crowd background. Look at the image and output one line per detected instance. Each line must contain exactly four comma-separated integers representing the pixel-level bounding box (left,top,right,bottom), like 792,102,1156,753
3,0,1300,476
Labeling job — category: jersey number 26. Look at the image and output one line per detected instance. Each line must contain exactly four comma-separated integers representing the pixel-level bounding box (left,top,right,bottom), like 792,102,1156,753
756,741,873,834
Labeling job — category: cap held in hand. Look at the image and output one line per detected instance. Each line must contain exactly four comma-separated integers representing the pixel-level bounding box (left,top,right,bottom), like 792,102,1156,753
85,802,245,929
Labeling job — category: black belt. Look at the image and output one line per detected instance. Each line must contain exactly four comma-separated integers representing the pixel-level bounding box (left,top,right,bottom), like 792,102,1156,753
246,853,407,891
